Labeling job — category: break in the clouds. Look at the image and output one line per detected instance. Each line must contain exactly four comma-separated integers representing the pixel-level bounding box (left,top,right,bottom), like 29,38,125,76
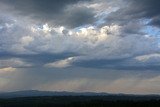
0,0,160,94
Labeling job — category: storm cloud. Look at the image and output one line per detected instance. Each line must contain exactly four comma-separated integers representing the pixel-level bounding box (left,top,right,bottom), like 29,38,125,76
0,0,160,94
0,0,95,28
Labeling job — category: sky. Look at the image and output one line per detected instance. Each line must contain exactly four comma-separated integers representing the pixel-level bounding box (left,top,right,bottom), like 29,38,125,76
0,0,160,94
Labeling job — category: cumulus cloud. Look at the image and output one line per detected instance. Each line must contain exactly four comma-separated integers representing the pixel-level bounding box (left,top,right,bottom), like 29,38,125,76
0,67,16,73
0,58,32,68
20,36,34,46
0,17,159,70
135,53,160,63
44,57,75,68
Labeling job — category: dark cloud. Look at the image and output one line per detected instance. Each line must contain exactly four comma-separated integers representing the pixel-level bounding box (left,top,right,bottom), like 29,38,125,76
0,0,159,71
112,65,160,71
58,6,95,28
0,0,160,93
73,56,160,71
149,16,160,27
0,0,95,28
1,0,84,14
105,0,160,27
121,21,144,35
74,59,127,69
130,0,160,18
0,52,77,68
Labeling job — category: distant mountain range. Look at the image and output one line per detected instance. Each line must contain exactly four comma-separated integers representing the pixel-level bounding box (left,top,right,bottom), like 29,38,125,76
0,90,159,99
0,90,110,98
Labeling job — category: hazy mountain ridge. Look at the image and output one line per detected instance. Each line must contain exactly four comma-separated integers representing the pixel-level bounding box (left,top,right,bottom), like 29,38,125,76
0,90,160,99
0,90,110,98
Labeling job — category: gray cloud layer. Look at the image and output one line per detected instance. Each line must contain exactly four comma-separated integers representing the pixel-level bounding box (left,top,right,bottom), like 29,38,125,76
0,0,160,93
0,0,160,70
106,0,160,27
0,0,95,28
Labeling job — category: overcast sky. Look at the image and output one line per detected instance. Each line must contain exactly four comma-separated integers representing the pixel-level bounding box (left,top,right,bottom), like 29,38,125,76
0,0,160,94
